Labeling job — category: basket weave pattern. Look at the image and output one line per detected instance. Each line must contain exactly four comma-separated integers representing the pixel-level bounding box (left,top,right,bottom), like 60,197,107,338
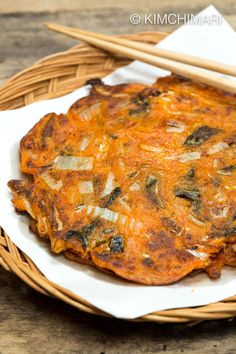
1,32,236,323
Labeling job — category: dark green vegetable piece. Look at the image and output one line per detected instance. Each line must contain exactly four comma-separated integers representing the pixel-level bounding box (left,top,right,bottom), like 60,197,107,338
64,219,99,250
217,165,236,175
95,239,107,248
64,230,88,250
100,187,122,208
129,101,149,116
185,167,195,181
109,235,124,253
174,187,200,200
174,187,201,213
146,175,164,209
184,126,221,147
129,88,161,116
137,87,161,99
210,227,236,238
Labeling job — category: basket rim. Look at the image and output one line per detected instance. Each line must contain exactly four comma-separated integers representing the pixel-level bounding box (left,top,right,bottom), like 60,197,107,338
1,30,236,324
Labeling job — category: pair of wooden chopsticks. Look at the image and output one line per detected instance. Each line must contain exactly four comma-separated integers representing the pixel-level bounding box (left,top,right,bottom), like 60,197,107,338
45,22,236,94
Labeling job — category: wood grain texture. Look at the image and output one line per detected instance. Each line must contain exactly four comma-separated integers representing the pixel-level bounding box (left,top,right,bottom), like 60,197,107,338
1,267,236,354
0,2,236,84
1,2,236,353
0,0,235,14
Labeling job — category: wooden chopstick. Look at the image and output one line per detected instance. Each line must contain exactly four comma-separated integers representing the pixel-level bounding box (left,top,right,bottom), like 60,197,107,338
48,24,236,78
45,22,236,94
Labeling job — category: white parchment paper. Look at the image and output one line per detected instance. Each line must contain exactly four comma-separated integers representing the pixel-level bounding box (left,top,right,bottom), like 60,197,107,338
1,6,236,319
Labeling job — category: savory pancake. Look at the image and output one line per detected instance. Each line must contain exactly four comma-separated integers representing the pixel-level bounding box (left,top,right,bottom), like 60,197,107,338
8,74,236,285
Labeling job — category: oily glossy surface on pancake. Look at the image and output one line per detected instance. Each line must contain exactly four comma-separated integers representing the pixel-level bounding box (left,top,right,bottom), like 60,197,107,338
8,75,236,285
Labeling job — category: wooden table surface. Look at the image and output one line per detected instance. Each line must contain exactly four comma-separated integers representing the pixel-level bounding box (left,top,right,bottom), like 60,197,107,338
1,1,236,353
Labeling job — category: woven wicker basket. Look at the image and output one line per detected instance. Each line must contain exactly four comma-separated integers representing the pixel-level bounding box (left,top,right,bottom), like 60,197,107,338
1,31,236,324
